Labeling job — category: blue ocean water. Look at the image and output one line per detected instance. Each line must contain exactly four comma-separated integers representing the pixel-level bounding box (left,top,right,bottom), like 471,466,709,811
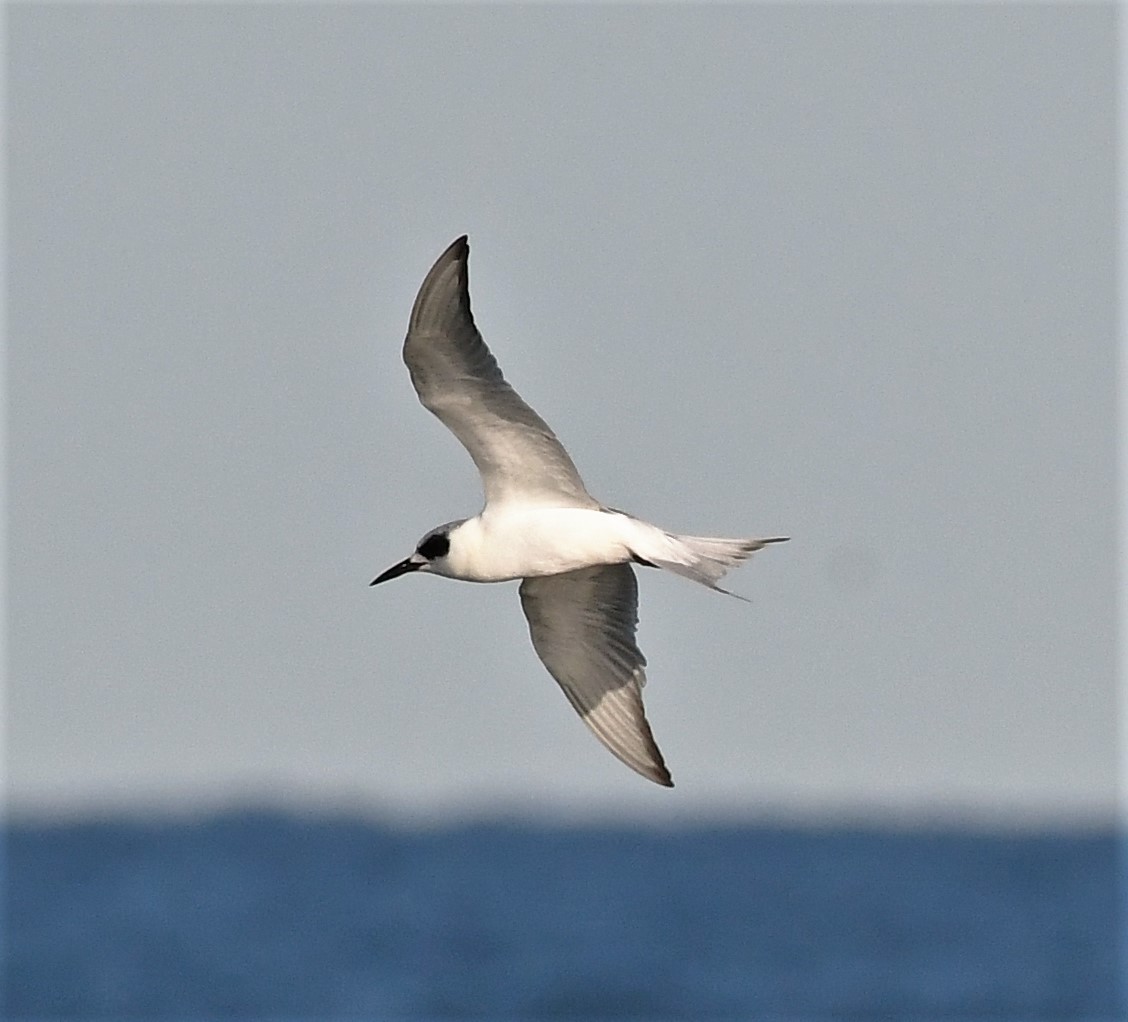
3,812,1123,1019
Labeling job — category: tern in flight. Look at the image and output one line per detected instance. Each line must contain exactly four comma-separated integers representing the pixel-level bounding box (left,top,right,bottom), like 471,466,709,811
371,236,786,786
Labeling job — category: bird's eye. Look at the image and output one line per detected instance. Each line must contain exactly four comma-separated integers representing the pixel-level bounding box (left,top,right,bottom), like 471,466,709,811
417,533,450,560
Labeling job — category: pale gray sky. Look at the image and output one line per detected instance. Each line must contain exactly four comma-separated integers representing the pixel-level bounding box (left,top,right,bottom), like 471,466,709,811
7,5,1118,823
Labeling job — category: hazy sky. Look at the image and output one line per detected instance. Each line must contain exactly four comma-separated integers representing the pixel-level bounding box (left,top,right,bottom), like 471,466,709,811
7,5,1118,823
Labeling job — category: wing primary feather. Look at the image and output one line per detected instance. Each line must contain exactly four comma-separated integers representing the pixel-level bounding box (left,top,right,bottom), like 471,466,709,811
401,237,596,509
519,564,672,787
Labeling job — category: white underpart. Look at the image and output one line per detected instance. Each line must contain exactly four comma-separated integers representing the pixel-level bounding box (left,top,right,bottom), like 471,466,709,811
438,507,776,591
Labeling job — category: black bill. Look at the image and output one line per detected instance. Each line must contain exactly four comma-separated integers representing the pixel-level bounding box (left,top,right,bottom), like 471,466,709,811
369,558,422,586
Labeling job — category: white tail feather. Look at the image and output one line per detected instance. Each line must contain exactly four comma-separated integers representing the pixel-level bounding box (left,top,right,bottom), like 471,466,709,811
645,533,789,596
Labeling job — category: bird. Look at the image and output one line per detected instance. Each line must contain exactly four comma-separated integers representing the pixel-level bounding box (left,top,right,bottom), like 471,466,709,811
371,236,787,787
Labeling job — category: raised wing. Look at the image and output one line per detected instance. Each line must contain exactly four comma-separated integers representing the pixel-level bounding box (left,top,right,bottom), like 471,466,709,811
403,236,595,509
519,563,672,787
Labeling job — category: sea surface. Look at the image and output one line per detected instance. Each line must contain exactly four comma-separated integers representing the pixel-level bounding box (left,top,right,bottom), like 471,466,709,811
4,812,1123,1019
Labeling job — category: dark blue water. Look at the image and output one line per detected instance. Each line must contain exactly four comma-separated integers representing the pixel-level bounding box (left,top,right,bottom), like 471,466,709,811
4,812,1123,1019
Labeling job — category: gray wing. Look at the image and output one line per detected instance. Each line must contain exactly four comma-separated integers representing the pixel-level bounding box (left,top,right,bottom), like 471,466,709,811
403,236,596,509
518,563,672,787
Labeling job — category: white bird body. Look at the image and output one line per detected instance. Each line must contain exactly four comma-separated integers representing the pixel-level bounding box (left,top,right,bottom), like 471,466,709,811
371,236,787,787
440,508,641,583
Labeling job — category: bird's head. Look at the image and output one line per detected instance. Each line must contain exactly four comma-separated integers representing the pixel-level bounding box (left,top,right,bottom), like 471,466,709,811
369,521,464,586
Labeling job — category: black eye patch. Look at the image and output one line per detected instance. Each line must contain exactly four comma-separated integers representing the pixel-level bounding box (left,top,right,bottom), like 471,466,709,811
417,533,450,560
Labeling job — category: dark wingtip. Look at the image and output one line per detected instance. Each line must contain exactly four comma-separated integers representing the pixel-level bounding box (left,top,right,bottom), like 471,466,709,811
649,752,674,788
431,235,469,269
443,234,470,280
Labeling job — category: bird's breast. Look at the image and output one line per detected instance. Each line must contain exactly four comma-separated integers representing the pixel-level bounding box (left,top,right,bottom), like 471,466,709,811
451,507,637,582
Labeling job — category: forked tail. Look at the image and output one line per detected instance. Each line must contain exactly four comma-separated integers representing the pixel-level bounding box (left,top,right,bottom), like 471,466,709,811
646,532,789,597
